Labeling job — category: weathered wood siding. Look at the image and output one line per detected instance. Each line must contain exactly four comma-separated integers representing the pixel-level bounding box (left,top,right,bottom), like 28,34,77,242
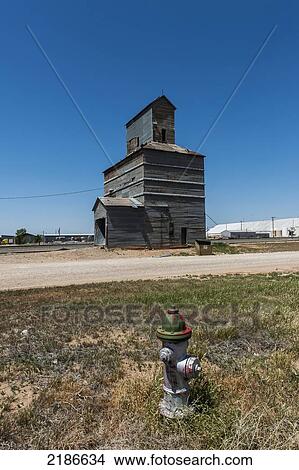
103,151,143,181
152,98,175,144
106,207,148,247
144,149,204,170
104,153,144,199
144,199,205,247
144,180,204,197
144,164,203,183
94,202,107,245
143,148,206,246
126,108,153,153
144,206,170,247
95,146,206,248
125,96,175,154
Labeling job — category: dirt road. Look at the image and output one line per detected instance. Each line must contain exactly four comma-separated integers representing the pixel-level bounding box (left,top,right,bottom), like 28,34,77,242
1,250,299,290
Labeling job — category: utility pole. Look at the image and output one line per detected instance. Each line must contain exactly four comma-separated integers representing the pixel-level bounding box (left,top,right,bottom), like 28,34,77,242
271,217,275,238
240,220,243,231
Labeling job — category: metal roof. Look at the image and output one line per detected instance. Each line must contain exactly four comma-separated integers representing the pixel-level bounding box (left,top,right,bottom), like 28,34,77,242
103,142,205,175
143,141,204,156
98,197,143,208
208,217,299,235
44,233,93,236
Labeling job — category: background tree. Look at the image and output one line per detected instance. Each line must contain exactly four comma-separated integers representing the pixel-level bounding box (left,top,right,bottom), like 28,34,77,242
15,228,27,245
34,234,43,245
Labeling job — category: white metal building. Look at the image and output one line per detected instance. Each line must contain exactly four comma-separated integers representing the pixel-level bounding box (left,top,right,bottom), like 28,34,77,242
207,217,299,239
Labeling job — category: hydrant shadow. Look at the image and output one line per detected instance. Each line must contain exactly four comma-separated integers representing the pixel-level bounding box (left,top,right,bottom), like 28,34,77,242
188,375,216,414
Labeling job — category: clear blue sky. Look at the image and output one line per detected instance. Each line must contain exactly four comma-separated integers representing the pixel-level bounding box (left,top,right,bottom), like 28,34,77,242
0,0,298,234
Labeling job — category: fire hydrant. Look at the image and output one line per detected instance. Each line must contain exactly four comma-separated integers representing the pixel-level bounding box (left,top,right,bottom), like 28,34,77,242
157,306,200,418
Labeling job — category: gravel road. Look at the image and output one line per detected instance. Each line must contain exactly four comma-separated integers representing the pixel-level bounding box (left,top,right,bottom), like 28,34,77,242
0,251,299,290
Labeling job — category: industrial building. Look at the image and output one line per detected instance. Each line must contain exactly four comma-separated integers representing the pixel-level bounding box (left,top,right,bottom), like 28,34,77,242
0,235,15,245
44,233,94,243
208,217,299,239
93,96,206,248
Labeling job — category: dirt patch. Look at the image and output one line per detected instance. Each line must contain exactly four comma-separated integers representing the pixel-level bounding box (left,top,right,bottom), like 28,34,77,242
0,383,35,413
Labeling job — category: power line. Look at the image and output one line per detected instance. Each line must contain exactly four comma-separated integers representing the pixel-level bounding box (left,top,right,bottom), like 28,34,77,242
0,188,219,233
0,187,102,200
179,24,277,181
206,213,218,226
26,25,114,168
195,25,277,153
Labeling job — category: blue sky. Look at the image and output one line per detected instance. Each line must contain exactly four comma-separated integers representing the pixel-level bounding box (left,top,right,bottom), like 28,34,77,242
0,0,298,233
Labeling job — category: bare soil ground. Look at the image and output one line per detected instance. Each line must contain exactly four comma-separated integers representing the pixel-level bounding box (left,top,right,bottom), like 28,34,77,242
0,246,193,264
2,250,299,291
2,241,299,265
0,274,298,449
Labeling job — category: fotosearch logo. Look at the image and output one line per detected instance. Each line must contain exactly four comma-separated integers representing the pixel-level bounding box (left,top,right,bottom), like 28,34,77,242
113,453,253,466
38,302,264,330
149,454,253,466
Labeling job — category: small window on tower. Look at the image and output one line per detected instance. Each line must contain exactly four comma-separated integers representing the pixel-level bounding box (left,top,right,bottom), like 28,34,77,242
162,128,167,143
128,136,139,152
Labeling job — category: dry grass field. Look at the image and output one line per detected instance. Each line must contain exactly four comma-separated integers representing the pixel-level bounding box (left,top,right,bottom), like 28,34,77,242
212,240,299,255
0,273,298,449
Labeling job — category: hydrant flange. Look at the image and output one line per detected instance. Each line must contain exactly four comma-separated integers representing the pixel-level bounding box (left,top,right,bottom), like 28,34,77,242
157,306,192,342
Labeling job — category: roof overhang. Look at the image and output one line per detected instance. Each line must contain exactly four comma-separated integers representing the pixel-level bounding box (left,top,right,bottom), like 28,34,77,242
103,142,205,176
93,197,143,211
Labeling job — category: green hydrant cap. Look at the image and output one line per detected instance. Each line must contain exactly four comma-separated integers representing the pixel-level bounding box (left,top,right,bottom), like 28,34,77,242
157,306,192,341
